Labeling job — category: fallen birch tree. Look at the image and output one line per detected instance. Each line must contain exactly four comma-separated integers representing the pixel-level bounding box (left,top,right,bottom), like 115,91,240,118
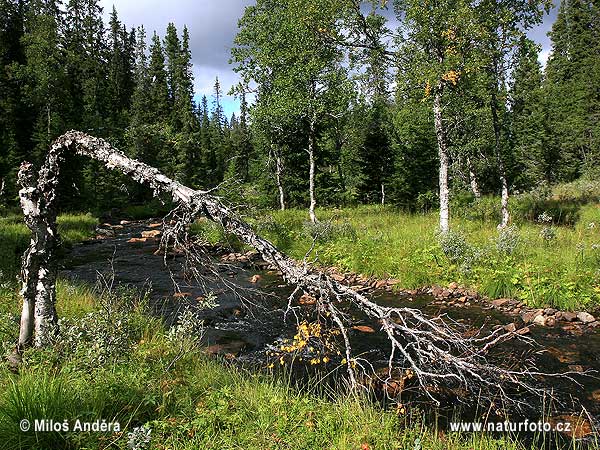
12,131,569,403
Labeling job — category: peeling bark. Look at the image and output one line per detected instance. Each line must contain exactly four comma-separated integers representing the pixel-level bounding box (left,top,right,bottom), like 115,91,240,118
14,131,564,402
308,114,317,223
16,157,60,350
433,89,450,233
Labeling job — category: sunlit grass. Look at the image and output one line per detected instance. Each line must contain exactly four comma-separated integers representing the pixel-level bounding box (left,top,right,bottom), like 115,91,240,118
0,287,535,450
244,204,600,311
0,213,97,284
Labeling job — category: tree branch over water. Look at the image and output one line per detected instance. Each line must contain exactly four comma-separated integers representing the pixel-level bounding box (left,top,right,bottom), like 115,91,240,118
13,131,579,405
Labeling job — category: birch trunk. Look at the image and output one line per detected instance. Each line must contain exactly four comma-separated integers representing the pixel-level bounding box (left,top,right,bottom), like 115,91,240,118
308,115,317,223
16,159,60,350
11,131,544,401
490,90,510,229
275,152,286,211
433,89,450,234
466,156,481,200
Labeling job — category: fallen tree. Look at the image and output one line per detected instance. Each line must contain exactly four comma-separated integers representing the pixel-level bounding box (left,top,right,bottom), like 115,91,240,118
12,131,569,404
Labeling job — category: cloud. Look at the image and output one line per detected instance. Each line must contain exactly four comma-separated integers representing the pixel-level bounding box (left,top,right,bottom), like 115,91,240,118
99,0,252,112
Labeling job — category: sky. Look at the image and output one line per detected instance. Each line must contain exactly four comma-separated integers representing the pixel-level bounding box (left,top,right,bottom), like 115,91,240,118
99,0,559,117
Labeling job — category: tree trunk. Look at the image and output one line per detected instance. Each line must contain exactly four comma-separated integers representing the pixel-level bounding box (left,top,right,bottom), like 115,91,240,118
381,182,385,206
433,89,450,233
308,114,317,223
275,151,286,211
16,160,60,351
490,89,510,229
466,156,481,200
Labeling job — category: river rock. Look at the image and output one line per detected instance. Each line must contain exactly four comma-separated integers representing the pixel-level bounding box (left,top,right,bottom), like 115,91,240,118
330,272,345,282
141,230,161,238
548,415,592,439
504,323,517,332
559,311,577,322
448,282,459,290
298,293,316,305
521,309,543,324
532,315,547,326
148,223,162,228
249,274,262,283
96,228,115,237
127,237,147,243
352,325,376,333
375,280,387,289
491,298,511,307
577,312,595,323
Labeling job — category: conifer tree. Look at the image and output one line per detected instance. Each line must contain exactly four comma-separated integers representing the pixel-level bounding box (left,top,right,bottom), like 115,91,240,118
510,37,549,189
148,31,170,123
545,0,600,179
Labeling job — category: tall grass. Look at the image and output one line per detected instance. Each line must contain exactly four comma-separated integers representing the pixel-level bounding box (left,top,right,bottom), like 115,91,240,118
238,204,600,311
0,213,97,284
0,288,534,450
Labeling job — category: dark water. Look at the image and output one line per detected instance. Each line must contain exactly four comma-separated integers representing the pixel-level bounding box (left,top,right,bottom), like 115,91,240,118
60,220,600,446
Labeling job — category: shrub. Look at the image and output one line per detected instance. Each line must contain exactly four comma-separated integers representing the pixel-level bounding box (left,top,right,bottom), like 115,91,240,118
438,230,471,264
166,307,204,351
301,220,357,243
496,225,520,255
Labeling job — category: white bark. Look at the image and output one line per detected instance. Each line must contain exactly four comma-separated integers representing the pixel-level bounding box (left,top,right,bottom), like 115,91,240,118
275,152,286,211
308,115,317,223
433,90,450,233
466,156,481,200
16,159,60,350
491,90,510,229
381,182,385,206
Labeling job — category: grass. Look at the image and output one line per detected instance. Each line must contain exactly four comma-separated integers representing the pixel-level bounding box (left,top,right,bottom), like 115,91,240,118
0,283,553,450
0,205,596,448
194,202,600,311
0,213,98,284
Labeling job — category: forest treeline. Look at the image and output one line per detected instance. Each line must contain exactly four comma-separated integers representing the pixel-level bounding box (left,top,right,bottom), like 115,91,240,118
1,0,599,222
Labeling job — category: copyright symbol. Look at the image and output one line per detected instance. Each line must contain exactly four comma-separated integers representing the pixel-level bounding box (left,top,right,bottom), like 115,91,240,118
20,419,30,432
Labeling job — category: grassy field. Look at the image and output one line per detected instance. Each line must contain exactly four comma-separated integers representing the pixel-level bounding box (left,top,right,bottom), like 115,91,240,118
193,201,600,312
0,213,98,285
0,282,561,450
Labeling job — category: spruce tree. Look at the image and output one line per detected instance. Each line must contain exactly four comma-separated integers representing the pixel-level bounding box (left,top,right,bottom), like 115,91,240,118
545,0,600,179
510,37,549,189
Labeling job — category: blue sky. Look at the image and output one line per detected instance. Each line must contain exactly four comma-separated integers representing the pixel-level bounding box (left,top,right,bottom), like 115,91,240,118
100,0,559,117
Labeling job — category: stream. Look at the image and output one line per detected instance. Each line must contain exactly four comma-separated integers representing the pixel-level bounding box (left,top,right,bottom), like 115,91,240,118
60,220,600,446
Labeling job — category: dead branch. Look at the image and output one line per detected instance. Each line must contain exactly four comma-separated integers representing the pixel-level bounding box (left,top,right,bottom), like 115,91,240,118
14,131,579,405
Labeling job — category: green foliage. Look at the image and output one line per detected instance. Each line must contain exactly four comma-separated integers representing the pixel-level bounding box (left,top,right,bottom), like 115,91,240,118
496,225,520,255
218,206,600,311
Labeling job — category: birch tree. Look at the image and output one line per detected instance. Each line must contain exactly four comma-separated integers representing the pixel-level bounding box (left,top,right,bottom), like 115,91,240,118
232,0,350,223
11,131,569,407
393,0,475,233
473,0,551,229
